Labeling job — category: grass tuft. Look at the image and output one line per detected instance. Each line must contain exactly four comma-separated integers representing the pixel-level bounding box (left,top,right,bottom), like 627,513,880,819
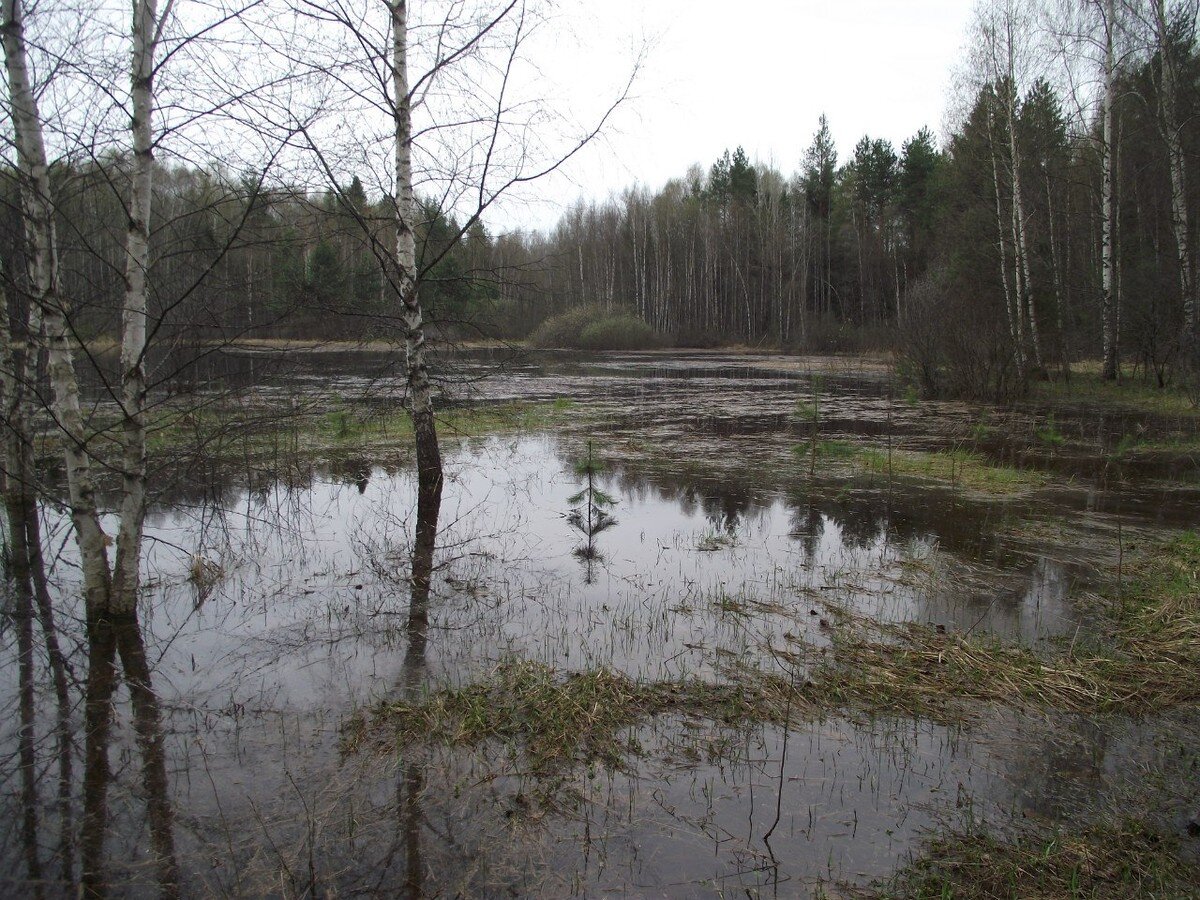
346,658,803,774
816,532,1200,718
854,447,1047,495
883,821,1198,899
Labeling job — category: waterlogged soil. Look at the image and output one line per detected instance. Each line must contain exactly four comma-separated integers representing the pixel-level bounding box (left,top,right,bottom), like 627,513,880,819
3,349,1200,896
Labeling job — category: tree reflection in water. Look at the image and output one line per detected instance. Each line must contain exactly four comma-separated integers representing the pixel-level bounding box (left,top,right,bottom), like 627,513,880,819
400,470,442,899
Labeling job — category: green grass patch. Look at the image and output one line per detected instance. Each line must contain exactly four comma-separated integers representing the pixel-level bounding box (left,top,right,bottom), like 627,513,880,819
791,438,1046,496
346,658,801,774
1035,414,1066,448
857,447,1047,496
1034,369,1198,416
1108,433,1200,459
969,418,997,443
881,821,1198,899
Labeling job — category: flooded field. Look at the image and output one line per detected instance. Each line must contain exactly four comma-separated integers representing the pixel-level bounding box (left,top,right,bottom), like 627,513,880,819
4,349,1200,896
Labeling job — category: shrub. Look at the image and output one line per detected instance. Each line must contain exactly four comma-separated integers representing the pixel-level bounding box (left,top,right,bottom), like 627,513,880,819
530,304,661,350
897,271,1026,403
578,315,659,350
529,304,608,348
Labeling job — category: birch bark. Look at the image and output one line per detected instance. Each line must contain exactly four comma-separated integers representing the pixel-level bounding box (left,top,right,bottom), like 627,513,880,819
112,0,158,613
1153,0,1195,339
393,0,443,489
1101,0,1119,380
2,0,112,613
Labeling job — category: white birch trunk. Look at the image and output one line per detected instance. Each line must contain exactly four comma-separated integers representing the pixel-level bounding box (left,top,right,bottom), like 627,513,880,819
1008,111,1042,371
1045,168,1069,374
1001,17,1041,373
2,0,113,613
987,103,1024,371
392,0,442,486
1101,0,1119,380
111,0,158,613
1154,0,1195,339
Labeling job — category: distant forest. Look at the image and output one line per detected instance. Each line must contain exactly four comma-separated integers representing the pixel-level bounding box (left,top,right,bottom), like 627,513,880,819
3,0,1199,400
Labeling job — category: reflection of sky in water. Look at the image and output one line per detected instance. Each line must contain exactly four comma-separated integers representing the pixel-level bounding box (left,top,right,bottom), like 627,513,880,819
3,426,1195,894
4,349,1189,895
120,435,1079,718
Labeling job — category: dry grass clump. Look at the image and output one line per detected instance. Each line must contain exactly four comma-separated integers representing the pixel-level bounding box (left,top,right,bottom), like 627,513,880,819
818,532,1200,718
348,658,805,773
883,822,1197,899
349,535,1200,766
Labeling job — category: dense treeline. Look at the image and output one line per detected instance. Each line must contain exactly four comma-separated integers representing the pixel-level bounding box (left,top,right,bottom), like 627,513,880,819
493,1,1200,398
499,131,940,348
3,0,1197,402
0,166,497,345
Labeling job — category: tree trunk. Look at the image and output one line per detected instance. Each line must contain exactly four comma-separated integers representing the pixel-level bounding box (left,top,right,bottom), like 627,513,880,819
987,104,1024,372
3,0,113,611
392,0,442,489
112,0,157,614
1101,0,1120,380
1154,0,1195,340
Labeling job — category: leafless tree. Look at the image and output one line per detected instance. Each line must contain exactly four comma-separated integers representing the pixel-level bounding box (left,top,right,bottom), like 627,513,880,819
277,0,638,489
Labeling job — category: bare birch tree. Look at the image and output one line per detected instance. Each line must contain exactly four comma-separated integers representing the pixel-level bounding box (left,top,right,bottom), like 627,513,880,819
0,0,267,892
392,0,440,489
973,0,1047,374
284,0,636,488
1099,0,1121,379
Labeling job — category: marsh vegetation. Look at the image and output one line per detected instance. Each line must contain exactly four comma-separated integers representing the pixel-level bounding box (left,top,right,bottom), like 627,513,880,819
3,347,1199,896
5,0,1200,896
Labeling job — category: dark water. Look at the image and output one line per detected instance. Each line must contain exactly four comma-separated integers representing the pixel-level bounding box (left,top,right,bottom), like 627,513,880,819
3,349,1199,896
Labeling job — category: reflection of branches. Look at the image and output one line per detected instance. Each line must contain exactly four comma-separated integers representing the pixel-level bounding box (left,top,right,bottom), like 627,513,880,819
399,467,441,899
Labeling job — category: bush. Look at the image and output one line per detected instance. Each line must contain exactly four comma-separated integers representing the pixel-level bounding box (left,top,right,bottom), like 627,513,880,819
897,271,1026,403
530,304,661,350
578,315,659,350
529,305,607,348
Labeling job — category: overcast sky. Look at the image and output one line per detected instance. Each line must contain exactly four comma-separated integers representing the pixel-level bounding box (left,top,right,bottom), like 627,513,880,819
494,0,976,233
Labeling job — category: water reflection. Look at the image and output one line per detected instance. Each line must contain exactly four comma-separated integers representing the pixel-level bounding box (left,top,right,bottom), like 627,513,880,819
3,347,1197,894
400,470,441,899
81,610,179,899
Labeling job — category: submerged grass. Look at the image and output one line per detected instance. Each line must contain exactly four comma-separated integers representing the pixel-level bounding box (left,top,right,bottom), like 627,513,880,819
352,534,1200,769
145,400,570,463
346,658,801,773
881,821,1198,899
796,441,1048,496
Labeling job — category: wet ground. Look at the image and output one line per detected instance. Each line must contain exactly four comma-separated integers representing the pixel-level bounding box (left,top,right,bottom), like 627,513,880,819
3,349,1200,896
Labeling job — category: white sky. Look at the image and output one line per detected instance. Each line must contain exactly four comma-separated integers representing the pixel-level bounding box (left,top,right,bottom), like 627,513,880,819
493,0,976,233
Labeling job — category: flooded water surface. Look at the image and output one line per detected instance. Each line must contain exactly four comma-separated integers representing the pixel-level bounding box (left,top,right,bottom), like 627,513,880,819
3,349,1199,896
